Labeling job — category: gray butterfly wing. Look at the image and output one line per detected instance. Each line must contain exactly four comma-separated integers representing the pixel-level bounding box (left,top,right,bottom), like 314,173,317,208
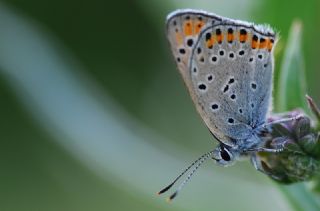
166,9,276,146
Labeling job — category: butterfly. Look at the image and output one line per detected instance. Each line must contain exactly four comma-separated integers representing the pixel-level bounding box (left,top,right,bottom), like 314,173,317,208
158,9,299,201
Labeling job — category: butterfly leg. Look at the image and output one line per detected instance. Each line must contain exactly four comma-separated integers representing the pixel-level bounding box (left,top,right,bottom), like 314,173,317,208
254,147,283,153
246,147,283,153
263,115,303,128
250,154,283,180
250,154,266,173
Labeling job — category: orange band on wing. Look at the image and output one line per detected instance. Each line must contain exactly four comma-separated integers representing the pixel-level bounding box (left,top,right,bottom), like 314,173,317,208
239,29,248,43
175,32,183,45
259,38,267,49
216,34,223,44
239,34,247,43
227,33,234,43
184,21,193,36
252,40,258,49
267,38,274,52
195,21,204,34
251,35,259,49
206,36,215,48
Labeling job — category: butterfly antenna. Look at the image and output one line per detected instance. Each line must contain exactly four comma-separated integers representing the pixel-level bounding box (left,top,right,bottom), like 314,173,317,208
157,151,212,195
165,151,214,201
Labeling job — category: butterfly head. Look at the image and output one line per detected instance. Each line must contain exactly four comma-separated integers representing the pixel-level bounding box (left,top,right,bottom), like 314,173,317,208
212,145,238,166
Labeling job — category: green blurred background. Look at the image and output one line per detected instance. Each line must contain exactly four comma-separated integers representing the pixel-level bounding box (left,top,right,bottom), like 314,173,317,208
0,0,319,210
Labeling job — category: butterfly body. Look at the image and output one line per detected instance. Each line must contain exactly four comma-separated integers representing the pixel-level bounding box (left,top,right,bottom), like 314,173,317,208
166,9,277,165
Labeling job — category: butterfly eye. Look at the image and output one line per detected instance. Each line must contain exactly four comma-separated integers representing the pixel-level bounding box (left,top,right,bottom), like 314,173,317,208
220,148,231,161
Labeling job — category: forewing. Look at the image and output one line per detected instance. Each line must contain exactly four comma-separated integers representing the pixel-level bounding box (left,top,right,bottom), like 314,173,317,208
166,9,276,145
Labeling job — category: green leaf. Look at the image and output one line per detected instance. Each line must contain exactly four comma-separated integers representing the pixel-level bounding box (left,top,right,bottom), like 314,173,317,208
279,184,320,211
276,20,308,113
275,20,320,211
306,95,320,131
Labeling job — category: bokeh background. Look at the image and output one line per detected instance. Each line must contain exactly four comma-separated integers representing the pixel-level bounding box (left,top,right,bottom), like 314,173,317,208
0,0,319,210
